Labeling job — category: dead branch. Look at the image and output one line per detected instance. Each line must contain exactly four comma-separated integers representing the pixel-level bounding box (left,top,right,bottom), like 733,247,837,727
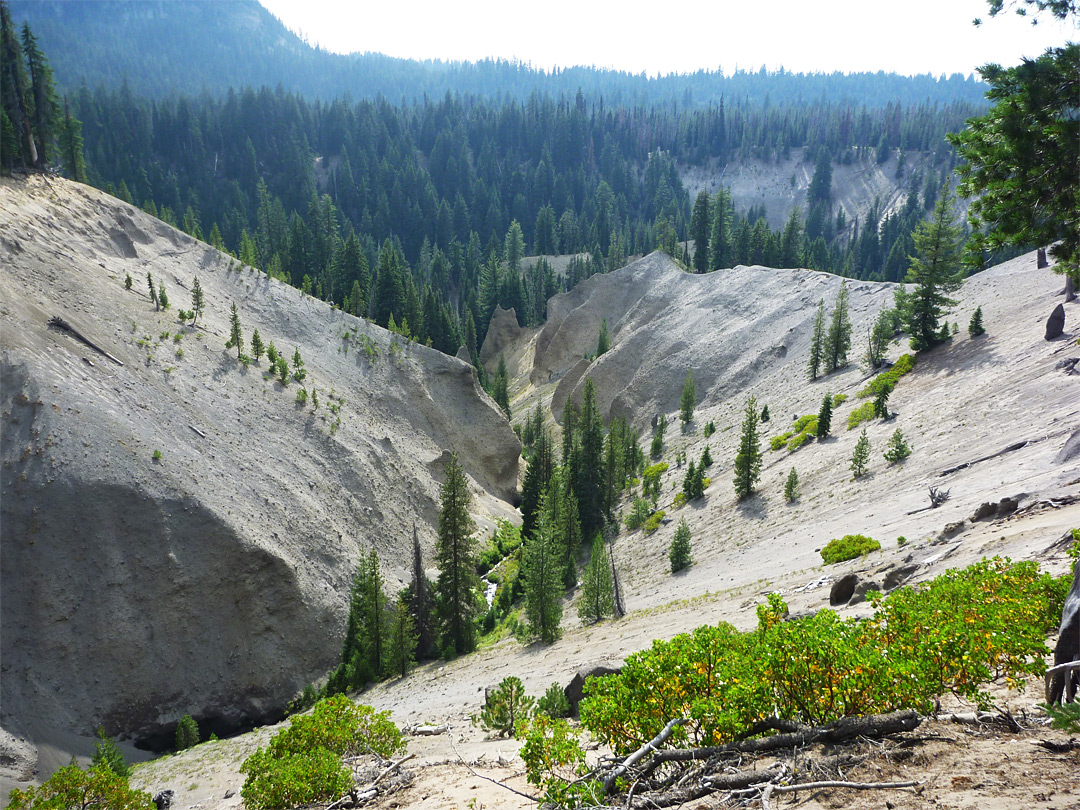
48,315,124,366
928,486,951,508
1044,660,1080,703
650,710,922,766
372,753,415,786
603,717,686,793
447,726,540,803
762,778,918,809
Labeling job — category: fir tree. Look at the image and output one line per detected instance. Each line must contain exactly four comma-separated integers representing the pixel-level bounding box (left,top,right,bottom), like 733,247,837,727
650,413,667,459
760,404,770,423
689,190,711,273
669,518,692,573
865,307,894,368
883,428,912,463
733,396,762,499
873,383,892,419
341,548,388,685
491,354,511,418
434,453,479,656
709,188,733,271
58,98,85,182
386,595,417,679
808,298,826,380
520,405,554,541
124,273,132,290
190,276,204,327
175,715,199,751
524,487,564,643
596,317,610,356
266,341,279,366
575,379,606,543
227,303,242,359
578,535,614,624
679,369,696,428
20,23,57,167
250,329,264,361
700,445,713,467
91,727,129,779
147,272,158,309
851,428,871,478
408,527,436,661
900,184,963,351
816,393,833,438
968,306,985,337
157,282,169,310
784,467,799,502
824,281,852,372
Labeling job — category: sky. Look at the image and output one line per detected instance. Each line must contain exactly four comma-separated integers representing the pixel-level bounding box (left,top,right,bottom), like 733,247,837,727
257,0,1075,78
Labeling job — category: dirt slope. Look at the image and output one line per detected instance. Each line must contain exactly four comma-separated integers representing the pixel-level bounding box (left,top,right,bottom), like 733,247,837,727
0,176,520,775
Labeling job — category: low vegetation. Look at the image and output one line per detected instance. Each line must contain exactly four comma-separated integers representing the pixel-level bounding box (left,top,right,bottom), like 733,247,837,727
858,353,915,398
820,533,880,564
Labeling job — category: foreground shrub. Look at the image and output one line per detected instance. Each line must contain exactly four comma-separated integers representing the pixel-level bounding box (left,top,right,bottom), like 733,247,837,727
7,764,154,810
240,695,404,810
576,556,1061,760
537,683,571,718
821,534,880,564
479,676,535,737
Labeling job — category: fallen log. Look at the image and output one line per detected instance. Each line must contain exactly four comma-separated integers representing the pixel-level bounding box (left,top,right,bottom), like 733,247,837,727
603,717,686,793
48,316,124,366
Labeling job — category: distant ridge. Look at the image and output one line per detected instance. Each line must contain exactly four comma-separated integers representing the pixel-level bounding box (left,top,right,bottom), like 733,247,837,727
9,0,988,106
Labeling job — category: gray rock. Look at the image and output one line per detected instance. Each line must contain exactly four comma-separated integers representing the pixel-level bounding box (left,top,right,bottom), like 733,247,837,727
564,662,621,716
996,496,1019,515
941,520,966,538
1049,560,1080,704
153,790,174,810
883,564,919,592
849,580,882,606
971,502,998,521
1046,303,1065,340
829,573,860,606
1038,248,1049,269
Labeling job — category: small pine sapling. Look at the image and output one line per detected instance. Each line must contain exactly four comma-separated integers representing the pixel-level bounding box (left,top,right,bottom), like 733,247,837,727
191,276,204,326
124,273,132,290
873,382,892,419
700,445,713,467
91,726,130,778
760,404,770,423
292,347,307,381
227,303,243,359
276,356,289,385
157,283,169,310
968,306,985,337
669,518,692,573
250,329,264,361
851,428,871,478
883,428,912,463
266,341,279,366
147,272,158,309
478,676,535,738
596,318,610,356
784,467,799,502
816,393,833,438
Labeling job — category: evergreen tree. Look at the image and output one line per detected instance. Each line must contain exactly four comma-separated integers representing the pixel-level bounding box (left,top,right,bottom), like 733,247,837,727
733,396,762,499
227,303,243,359
883,428,912,463
504,219,525,275
386,595,417,679
57,98,85,182
824,281,851,372
91,727,129,779
784,467,799,502
816,393,833,438
489,354,511,418
157,283,169,310
780,207,803,268
596,317,610,356
147,272,158,309
865,307,894,368
434,453,479,656
575,379,606,542
851,428,871,478
873,383,892,419
900,184,963,351
679,369,696,428
520,405,554,541
650,412,667,459
524,487,565,643
124,273,132,290
709,188,733,271
190,276,204,327
760,404,770,423
371,240,406,328
669,518,692,573
578,535,614,624
20,22,57,167
408,527,436,661
808,298,826,380
341,548,388,685
175,715,199,751
250,329,264,361
689,190,711,272
968,306,985,337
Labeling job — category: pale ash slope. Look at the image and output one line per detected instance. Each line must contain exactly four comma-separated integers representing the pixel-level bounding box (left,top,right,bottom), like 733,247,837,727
0,176,520,765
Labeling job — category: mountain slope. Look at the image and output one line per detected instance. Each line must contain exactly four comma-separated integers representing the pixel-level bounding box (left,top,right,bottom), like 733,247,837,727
0,175,520,758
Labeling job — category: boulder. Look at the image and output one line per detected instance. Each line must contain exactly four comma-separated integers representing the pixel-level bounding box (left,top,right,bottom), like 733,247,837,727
941,520,966,539
829,573,860,606
971,502,998,521
996,496,1019,515
883,564,919,592
849,580,882,606
1046,303,1066,340
1048,559,1080,704
564,662,621,716
1038,248,1049,269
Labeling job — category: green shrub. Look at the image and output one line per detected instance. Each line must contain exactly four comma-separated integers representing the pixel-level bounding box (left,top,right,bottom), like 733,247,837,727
644,510,666,534
642,462,668,502
820,534,880,564
6,764,154,810
832,393,848,407
479,676,535,737
175,715,199,750
883,428,912,462
537,683,571,718
295,387,308,404
858,353,915,398
624,498,653,531
847,401,876,430
770,431,793,451
787,432,812,452
897,536,907,547
792,414,817,433
672,491,688,508
240,695,404,810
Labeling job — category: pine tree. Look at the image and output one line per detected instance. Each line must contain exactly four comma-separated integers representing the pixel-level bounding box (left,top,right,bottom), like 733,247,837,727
824,281,851,372
20,23,57,167
124,273,132,290
865,307,894,369
650,413,667,459
190,276,204,327
709,188,733,271
57,98,85,182
883,428,912,463
669,518,692,573
596,318,610,356
407,528,436,661
679,369,696,428
690,190,711,273
520,406,554,541
386,595,417,679
760,404,770,423
175,715,199,751
157,282,169,310
435,453,479,656
341,548,388,685
91,727,129,779
576,379,606,543
816,393,833,438
250,329,264,361
525,487,564,643
784,467,799,502
227,303,243,359
851,428,871,478
808,298,826,380
578,535,614,624
873,383,892,419
147,272,158,309
733,396,762,500
491,354,511,418
968,306,985,337
900,184,963,351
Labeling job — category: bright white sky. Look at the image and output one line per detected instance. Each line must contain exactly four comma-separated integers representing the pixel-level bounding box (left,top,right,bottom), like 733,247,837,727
258,0,1074,78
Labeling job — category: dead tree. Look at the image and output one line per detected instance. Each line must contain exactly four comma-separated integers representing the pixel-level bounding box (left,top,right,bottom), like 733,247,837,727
928,486,950,508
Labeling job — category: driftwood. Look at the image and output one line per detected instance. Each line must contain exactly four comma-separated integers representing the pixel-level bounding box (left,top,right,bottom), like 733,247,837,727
406,724,448,736
761,778,919,810
649,710,922,766
928,486,951,508
48,316,124,366
603,717,685,793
